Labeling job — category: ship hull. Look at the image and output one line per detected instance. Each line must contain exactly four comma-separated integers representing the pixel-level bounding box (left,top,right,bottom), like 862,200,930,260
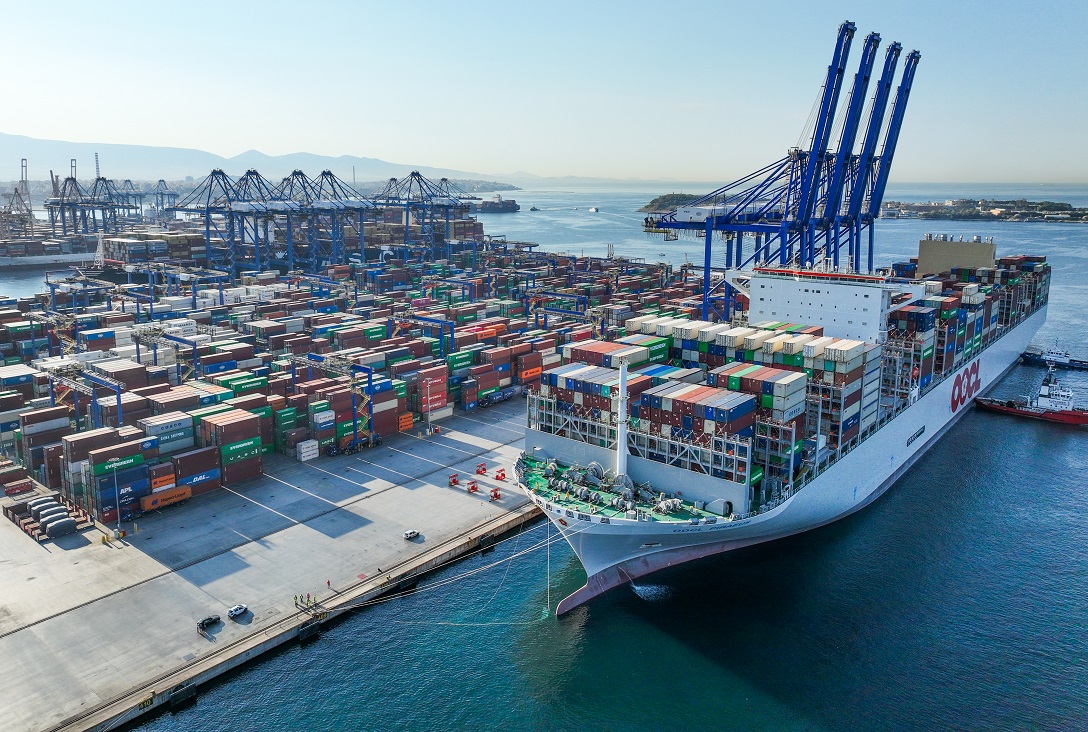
526,306,1048,614
0,253,94,269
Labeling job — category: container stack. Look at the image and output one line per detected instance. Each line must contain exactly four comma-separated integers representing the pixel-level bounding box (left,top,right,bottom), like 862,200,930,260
59,428,119,511
139,412,195,454
85,439,150,523
172,446,222,495
632,382,757,440
201,410,263,486
18,406,73,477
707,363,807,432
295,438,319,462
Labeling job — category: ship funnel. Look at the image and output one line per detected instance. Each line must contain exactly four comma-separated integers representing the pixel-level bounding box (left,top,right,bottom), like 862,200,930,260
616,358,629,480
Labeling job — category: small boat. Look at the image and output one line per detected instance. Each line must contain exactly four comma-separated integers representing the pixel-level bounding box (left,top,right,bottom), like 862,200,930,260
588,207,599,213
529,206,540,211
1020,344,1088,370
975,367,1088,425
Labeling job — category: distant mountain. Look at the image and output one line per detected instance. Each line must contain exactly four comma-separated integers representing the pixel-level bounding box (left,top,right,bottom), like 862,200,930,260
0,132,512,184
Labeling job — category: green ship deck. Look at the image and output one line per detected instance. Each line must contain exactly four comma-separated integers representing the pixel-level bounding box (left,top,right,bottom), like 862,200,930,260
519,455,722,523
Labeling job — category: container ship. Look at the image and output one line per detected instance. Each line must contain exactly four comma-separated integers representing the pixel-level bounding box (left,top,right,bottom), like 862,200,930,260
0,237,96,268
517,241,1050,613
470,194,520,213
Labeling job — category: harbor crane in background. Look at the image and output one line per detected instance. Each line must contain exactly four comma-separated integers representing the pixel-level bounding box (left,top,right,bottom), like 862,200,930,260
171,168,378,275
370,171,479,261
648,21,920,320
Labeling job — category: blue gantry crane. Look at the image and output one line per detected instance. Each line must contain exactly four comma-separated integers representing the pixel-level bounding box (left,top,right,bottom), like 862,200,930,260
370,171,478,261
172,168,380,275
650,21,920,320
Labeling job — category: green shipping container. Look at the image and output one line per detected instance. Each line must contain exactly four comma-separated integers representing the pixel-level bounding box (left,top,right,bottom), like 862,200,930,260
223,444,261,464
309,401,330,414
922,345,935,359
336,420,362,437
446,351,474,369
760,394,774,409
92,453,144,476
221,436,262,459
727,365,762,392
249,405,273,418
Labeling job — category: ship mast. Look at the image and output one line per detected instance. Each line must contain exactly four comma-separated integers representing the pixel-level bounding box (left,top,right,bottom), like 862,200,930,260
616,358,628,479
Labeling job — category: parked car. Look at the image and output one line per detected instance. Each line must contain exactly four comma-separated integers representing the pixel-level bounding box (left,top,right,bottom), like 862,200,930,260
197,615,220,630
403,529,419,540
227,604,248,619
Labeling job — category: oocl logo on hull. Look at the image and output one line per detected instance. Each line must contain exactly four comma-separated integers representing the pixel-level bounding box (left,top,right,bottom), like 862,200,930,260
950,360,982,413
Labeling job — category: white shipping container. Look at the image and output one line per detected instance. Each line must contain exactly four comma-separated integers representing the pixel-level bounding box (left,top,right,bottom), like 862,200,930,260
772,371,808,397
698,323,733,342
781,334,815,355
674,320,712,339
742,331,775,350
762,333,794,354
427,404,455,421
639,317,673,335
372,399,398,414
772,402,806,422
21,416,71,436
312,409,335,425
655,318,689,337
717,327,757,348
834,354,866,374
825,339,866,362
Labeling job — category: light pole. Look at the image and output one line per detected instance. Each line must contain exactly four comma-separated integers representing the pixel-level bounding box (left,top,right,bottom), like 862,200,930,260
113,465,121,538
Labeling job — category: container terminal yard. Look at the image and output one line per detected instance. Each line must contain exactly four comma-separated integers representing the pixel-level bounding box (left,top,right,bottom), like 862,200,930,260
0,168,717,731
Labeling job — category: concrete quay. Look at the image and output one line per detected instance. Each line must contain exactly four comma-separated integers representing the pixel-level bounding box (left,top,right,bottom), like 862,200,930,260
0,400,539,732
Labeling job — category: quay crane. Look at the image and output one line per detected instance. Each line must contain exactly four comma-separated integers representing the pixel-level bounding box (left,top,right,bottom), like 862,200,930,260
648,21,920,321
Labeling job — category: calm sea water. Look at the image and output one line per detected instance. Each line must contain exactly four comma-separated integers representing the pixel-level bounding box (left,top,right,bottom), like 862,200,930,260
13,187,1088,731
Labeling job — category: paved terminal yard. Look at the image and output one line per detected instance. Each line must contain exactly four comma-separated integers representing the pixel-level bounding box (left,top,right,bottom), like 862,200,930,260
0,399,537,732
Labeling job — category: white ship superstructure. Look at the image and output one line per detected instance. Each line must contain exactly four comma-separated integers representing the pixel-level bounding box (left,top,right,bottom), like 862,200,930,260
518,243,1050,613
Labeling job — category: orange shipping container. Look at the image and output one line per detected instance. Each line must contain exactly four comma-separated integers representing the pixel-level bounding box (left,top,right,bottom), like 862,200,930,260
520,367,543,380
151,474,176,490
140,486,191,512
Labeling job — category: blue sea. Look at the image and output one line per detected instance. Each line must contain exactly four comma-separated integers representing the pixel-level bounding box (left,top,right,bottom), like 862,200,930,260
12,185,1088,731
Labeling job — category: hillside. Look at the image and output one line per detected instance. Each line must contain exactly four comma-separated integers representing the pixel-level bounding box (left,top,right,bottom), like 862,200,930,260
639,193,700,213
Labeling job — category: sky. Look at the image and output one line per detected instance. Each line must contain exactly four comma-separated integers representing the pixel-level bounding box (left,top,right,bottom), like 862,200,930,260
2,0,1086,184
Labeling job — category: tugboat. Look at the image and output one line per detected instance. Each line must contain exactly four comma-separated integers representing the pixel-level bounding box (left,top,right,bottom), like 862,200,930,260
1020,344,1088,370
975,367,1088,425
